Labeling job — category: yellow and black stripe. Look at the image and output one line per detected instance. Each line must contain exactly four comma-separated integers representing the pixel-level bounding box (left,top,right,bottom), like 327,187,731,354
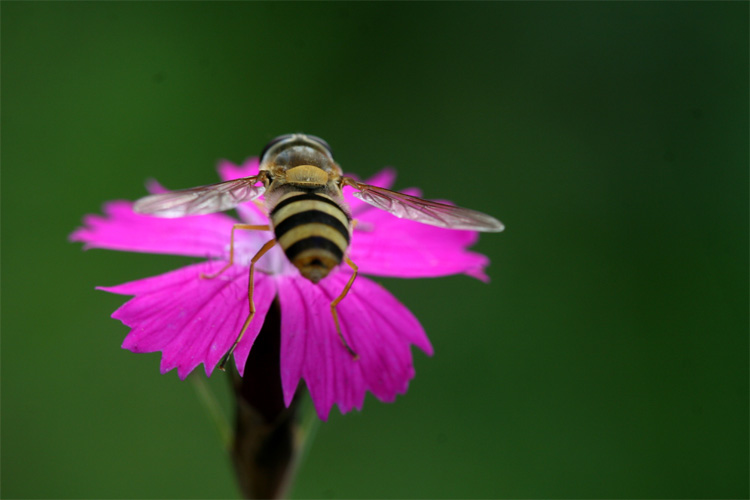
270,191,351,283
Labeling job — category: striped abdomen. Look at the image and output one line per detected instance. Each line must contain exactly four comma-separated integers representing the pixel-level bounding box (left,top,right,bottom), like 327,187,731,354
270,191,351,284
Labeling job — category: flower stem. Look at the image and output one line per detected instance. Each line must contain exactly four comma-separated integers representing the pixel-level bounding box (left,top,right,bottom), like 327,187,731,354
229,298,319,499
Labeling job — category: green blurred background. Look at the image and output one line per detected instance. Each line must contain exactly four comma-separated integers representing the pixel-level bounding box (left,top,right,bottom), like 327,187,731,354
2,2,747,498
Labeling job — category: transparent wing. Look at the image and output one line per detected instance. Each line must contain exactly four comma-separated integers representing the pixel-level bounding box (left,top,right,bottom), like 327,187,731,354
133,176,266,217
344,178,504,232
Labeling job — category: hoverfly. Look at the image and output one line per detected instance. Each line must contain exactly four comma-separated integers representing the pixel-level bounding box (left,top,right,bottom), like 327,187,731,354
134,134,504,369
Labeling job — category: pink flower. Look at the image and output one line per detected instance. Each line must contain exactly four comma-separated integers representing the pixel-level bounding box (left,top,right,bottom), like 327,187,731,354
71,158,492,419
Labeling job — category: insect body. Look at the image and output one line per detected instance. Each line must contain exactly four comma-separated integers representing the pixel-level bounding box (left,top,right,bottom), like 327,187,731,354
263,144,353,284
134,134,504,368
270,189,351,284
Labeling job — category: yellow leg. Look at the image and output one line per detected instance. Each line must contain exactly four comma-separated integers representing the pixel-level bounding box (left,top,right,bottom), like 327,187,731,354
219,238,277,371
331,256,359,359
201,224,270,279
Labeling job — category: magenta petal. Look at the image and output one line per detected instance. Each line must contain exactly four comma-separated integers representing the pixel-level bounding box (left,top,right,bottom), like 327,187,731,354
341,178,490,281
145,179,169,194
349,205,490,281
217,157,260,182
70,201,239,258
100,261,276,378
277,272,431,420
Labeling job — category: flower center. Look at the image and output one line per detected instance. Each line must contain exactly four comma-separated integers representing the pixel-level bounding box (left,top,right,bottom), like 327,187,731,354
232,230,296,277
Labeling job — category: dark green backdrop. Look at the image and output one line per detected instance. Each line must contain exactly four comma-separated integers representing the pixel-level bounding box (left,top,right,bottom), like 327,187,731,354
2,2,747,498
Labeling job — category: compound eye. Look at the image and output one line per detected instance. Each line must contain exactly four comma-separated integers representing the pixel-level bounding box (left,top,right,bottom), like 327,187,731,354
306,134,333,156
260,134,294,161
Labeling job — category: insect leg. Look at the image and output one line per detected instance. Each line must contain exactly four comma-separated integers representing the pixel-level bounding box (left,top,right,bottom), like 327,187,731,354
219,238,278,371
201,224,271,279
331,256,359,359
